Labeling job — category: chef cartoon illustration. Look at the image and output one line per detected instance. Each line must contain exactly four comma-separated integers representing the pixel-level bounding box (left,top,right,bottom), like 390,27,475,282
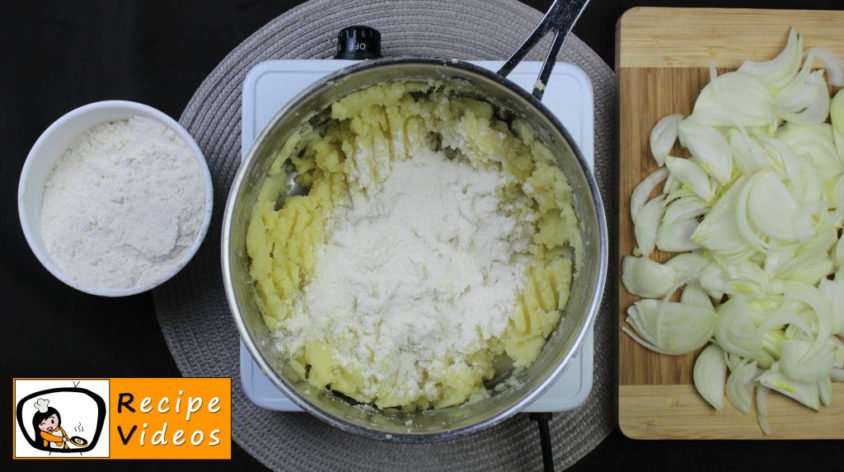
31,398,70,449
14,380,106,458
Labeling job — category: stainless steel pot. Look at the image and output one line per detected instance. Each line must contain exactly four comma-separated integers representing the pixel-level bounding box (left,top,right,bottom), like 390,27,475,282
222,0,606,442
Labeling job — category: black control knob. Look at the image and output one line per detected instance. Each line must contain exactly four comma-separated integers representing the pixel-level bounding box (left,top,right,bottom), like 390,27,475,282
334,26,382,60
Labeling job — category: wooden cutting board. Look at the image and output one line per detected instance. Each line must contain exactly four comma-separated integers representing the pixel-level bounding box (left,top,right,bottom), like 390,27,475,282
617,7,844,439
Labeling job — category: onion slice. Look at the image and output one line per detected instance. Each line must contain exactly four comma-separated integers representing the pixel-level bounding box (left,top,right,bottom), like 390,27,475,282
726,357,757,414
739,28,803,91
630,168,668,220
694,344,727,410
650,114,684,167
807,47,844,87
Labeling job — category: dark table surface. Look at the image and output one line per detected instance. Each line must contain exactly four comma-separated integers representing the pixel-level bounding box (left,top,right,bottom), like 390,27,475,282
2,1,842,470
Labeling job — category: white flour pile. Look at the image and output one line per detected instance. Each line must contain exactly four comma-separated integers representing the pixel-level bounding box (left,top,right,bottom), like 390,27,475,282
283,148,530,398
40,116,206,291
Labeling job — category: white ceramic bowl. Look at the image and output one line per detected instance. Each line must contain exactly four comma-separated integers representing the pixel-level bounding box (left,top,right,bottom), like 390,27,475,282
18,100,214,297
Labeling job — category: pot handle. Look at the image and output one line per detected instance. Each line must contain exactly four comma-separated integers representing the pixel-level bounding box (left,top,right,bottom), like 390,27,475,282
497,0,590,100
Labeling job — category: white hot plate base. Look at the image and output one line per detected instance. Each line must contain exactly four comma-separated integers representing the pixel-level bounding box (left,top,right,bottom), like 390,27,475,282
239,59,595,412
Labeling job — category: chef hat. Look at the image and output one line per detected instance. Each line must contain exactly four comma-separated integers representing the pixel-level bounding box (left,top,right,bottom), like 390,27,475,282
34,398,50,413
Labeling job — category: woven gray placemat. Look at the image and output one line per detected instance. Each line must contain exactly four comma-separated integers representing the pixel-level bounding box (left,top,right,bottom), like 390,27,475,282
153,0,616,470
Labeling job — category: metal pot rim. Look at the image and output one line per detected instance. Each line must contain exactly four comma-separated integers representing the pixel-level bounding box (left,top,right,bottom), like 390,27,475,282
222,57,608,442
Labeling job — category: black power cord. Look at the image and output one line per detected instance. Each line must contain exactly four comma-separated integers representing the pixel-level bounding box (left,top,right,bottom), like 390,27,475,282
529,412,555,472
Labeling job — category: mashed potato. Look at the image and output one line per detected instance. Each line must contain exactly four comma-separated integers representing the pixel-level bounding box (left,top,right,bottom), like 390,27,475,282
246,82,579,410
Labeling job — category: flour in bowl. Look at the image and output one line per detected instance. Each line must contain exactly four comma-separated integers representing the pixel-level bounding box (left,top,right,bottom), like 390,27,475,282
40,116,206,290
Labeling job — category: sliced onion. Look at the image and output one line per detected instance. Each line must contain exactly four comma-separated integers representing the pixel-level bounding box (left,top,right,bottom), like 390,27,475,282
623,30,844,432
700,262,730,300
681,282,714,309
692,178,754,260
650,114,684,167
763,244,795,275
775,70,830,125
777,123,843,181
678,120,734,185
778,48,816,100
807,47,844,87
634,195,666,257
819,278,844,335
834,236,844,274
756,386,772,435
726,357,757,414
715,296,764,359
656,217,700,253
759,137,802,186
735,174,770,253
665,253,711,282
757,364,821,411
663,174,681,194
728,129,771,176
630,168,668,219
663,192,708,224
665,156,716,202
692,71,776,128
739,28,803,91
694,344,727,410
625,299,716,355
757,307,813,337
832,90,844,136
831,90,844,160
779,338,836,383
790,152,827,204
834,338,844,369
725,261,773,300
621,256,677,299
778,248,835,287
745,170,808,242
819,376,833,407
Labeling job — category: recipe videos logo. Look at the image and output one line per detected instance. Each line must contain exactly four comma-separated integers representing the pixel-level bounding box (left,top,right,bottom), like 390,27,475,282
13,378,231,460
14,379,108,458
